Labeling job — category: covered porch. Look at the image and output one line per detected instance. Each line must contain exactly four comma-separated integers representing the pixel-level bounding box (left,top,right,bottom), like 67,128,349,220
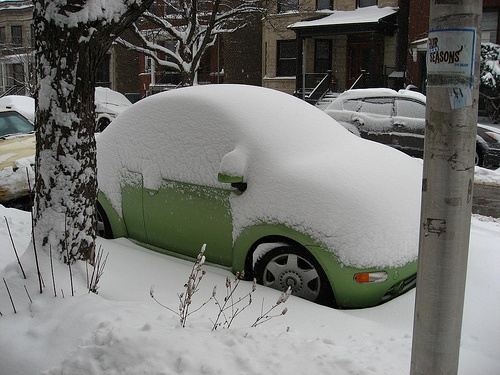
288,6,402,102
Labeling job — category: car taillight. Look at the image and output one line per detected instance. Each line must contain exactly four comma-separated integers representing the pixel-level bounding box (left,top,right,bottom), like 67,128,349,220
354,271,388,283
485,131,500,143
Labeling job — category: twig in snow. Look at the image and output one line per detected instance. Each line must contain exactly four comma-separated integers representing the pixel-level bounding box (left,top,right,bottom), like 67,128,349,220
150,244,214,327
178,244,208,327
251,286,291,327
27,169,42,294
88,245,108,294
66,246,74,297
3,278,16,314
24,285,32,303
64,212,74,297
4,216,26,279
211,274,255,331
151,244,291,330
49,245,57,297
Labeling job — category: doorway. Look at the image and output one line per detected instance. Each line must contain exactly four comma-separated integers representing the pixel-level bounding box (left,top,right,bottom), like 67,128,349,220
347,34,383,88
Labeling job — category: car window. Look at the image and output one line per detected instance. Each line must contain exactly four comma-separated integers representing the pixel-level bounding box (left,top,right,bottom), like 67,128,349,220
342,99,363,112
0,111,34,137
348,97,394,116
395,98,426,119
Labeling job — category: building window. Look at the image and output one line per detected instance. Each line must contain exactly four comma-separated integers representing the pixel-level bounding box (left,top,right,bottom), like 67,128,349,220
357,0,377,7
96,54,110,87
144,55,153,73
0,27,5,45
11,26,22,46
277,40,297,77
12,64,24,86
198,0,209,13
278,0,299,13
317,0,332,10
314,39,332,73
31,25,35,47
482,10,499,43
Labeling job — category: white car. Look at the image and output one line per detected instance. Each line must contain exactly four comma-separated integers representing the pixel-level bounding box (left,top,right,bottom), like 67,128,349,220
324,88,500,168
0,90,133,133
96,84,422,308
95,87,132,132
0,95,35,123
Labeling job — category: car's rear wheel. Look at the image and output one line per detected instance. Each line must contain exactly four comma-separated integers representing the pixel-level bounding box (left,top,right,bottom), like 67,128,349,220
97,118,111,132
96,204,112,239
254,246,335,306
475,145,484,167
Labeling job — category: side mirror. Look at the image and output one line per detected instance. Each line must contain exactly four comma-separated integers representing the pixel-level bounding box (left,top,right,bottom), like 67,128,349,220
217,172,244,184
218,148,247,193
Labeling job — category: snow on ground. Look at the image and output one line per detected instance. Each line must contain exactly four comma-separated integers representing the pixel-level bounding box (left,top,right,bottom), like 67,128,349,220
0,204,499,375
474,165,500,185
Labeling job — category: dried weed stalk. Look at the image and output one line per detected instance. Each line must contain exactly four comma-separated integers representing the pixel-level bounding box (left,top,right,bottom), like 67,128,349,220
88,245,108,294
150,244,290,329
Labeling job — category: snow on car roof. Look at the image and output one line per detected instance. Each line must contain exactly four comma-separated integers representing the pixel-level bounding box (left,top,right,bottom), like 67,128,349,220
335,88,425,101
95,87,132,106
97,84,422,269
0,95,34,123
325,88,426,110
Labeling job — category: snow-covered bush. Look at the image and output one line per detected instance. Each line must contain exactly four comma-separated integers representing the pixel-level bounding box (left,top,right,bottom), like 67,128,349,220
480,42,500,122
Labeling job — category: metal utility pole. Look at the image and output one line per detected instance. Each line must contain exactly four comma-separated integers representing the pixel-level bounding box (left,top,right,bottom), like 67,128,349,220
410,1,481,375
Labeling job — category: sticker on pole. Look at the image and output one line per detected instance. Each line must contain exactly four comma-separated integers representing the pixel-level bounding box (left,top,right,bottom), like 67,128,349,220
427,28,476,88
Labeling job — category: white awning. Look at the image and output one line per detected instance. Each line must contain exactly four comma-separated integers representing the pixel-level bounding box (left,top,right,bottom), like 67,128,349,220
409,38,428,62
289,6,398,29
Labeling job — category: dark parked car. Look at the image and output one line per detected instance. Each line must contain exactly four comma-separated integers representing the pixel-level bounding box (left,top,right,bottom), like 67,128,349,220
324,88,500,168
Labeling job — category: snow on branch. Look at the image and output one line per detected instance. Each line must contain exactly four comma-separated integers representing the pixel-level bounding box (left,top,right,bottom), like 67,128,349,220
42,0,152,28
116,0,263,86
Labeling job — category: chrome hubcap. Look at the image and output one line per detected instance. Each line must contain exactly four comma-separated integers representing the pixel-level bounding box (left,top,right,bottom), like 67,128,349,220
263,253,320,301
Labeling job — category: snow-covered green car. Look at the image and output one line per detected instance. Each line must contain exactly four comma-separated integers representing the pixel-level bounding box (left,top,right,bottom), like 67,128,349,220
96,85,422,309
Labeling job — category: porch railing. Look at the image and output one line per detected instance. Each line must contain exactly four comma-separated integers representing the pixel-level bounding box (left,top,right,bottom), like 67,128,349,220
295,71,332,105
0,85,25,98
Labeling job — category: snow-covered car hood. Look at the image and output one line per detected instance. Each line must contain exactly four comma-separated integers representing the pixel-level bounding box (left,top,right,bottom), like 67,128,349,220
0,134,35,169
97,85,422,269
0,133,35,202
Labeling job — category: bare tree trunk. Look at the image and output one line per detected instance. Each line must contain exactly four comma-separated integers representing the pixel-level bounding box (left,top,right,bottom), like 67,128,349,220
32,0,153,263
33,31,97,262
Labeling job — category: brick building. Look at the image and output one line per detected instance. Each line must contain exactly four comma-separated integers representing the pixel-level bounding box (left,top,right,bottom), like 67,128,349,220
137,0,262,97
0,0,262,100
407,0,500,94
0,0,33,95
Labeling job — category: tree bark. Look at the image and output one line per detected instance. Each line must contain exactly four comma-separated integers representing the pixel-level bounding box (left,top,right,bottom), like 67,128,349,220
32,0,153,263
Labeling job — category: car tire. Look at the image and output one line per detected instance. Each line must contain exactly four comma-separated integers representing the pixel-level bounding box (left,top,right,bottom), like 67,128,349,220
475,145,484,167
254,246,335,307
96,204,112,239
97,118,111,132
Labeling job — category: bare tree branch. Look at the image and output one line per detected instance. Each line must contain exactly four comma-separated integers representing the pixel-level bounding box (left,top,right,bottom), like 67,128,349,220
117,0,264,86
